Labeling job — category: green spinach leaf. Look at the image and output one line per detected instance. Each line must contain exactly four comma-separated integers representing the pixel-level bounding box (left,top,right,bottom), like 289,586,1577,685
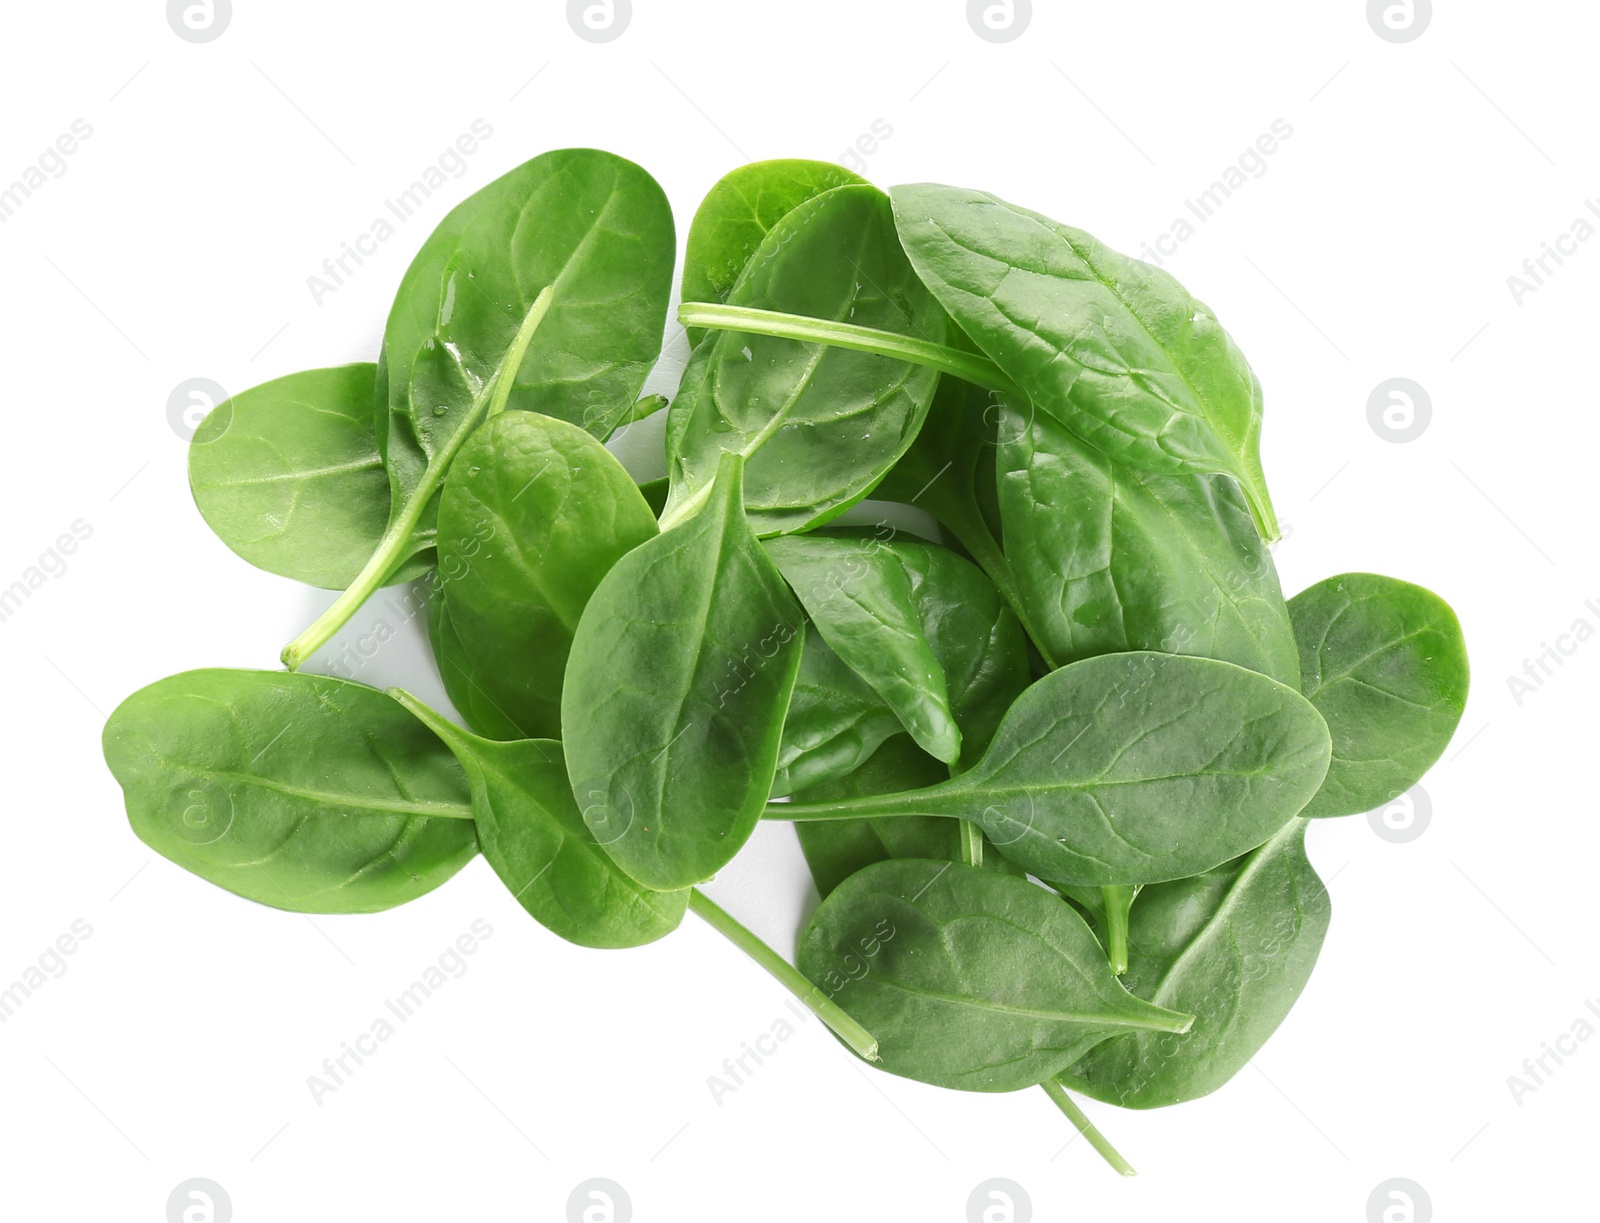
1289,573,1469,817
101,670,477,914
681,159,866,345
774,652,1331,886
766,533,961,764
563,453,804,890
1059,819,1330,1107
663,183,944,535
797,859,1191,1091
890,182,1279,539
392,691,687,948
189,365,432,590
434,411,658,740
998,407,1299,683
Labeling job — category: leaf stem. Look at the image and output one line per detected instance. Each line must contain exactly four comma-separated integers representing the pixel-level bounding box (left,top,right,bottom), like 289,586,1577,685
687,888,879,1063
281,286,555,670
1101,885,1134,976
678,302,1024,401
1039,1079,1137,1176
960,820,984,869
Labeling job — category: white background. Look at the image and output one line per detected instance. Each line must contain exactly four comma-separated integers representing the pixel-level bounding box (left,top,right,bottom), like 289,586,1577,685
0,2,1592,1220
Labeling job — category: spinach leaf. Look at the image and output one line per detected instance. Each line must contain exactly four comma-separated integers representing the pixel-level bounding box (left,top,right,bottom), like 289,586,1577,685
769,537,1029,795
890,183,1280,540
101,670,477,914
766,533,961,764
794,735,1024,899
425,586,532,742
772,622,905,797
998,406,1299,684
1059,819,1330,1107
282,286,556,669
189,365,432,590
797,859,1191,1091
391,692,687,948
563,453,804,890
286,150,675,668
434,411,659,740
773,652,1332,886
663,183,944,535
681,159,866,345
1289,573,1469,817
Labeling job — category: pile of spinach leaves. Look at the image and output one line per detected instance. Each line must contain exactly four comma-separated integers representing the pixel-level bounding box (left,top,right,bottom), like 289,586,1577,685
103,151,1470,1175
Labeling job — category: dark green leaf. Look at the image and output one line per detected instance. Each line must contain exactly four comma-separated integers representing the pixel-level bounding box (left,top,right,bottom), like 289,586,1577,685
101,670,476,914
563,453,804,889
1059,819,1330,1107
393,693,687,949
434,411,658,740
797,859,1191,1091
998,407,1298,683
891,183,1279,538
776,652,1331,886
1289,573,1469,817
664,184,944,535
681,158,866,345
766,533,961,764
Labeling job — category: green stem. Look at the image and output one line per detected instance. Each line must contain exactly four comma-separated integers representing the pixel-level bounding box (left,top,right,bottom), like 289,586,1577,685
281,286,554,670
1101,885,1134,976
960,820,984,869
1040,1079,1137,1176
678,302,1024,401
688,889,879,1063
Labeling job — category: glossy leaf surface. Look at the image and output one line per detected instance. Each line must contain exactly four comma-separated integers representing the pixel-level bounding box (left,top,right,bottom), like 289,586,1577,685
777,652,1332,886
664,184,944,535
1289,573,1469,817
797,859,1191,1091
891,183,1278,538
102,670,476,914
563,454,804,889
1060,819,1330,1107
395,693,687,949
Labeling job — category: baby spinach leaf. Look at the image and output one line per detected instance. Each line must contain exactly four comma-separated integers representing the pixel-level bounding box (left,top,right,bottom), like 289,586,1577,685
1059,819,1330,1107
774,652,1332,886
663,183,944,536
797,859,1192,1091
681,159,866,345
286,151,674,668
426,588,532,742
189,364,433,591
101,669,477,914
794,735,1024,899
563,453,804,890
282,286,556,669
1289,573,1469,817
998,407,1299,685
769,537,1029,795
391,692,687,949
434,411,659,740
891,182,1280,540
772,622,904,797
766,533,961,765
